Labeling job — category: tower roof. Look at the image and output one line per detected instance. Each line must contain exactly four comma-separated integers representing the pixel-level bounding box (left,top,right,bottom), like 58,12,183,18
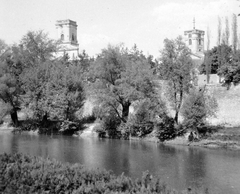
184,29,205,35
56,19,77,27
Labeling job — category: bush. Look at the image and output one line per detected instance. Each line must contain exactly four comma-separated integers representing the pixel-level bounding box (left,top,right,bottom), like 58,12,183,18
59,120,85,135
100,113,122,139
0,153,208,194
155,115,176,142
122,99,166,138
181,87,218,133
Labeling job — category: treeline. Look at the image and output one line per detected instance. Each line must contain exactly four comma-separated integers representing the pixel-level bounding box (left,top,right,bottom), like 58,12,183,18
202,14,240,89
1,31,218,140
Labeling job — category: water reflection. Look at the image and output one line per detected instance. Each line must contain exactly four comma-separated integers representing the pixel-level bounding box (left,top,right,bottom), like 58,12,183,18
0,131,240,194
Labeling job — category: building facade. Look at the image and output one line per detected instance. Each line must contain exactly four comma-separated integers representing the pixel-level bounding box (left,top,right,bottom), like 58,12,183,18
56,19,79,60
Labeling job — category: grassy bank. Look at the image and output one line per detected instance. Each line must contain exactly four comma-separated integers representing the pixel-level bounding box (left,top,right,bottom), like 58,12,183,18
0,153,211,194
165,127,240,150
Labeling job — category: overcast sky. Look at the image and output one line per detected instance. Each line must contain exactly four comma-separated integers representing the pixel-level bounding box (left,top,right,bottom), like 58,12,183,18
0,0,239,58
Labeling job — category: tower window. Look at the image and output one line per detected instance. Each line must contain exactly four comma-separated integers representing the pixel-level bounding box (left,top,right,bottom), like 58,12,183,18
61,34,64,41
189,39,192,45
199,39,201,45
72,34,75,41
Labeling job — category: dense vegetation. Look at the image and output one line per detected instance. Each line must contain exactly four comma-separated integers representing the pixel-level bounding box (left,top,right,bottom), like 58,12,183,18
0,29,220,141
200,14,240,89
0,153,210,194
0,31,91,135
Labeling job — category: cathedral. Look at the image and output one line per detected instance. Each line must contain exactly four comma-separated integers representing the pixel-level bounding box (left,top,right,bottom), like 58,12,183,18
55,19,79,60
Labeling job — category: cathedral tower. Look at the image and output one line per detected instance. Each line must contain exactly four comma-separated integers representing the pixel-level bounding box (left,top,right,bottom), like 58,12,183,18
56,19,79,59
184,18,204,55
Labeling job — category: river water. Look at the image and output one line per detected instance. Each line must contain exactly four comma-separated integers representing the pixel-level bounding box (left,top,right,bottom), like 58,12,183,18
0,130,240,193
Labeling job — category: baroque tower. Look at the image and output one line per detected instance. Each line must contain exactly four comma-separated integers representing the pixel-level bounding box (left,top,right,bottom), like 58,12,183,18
56,19,79,60
184,18,204,56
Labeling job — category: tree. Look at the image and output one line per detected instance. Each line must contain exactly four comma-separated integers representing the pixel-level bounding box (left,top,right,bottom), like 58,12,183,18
21,60,85,121
218,53,240,89
232,14,238,54
159,36,193,124
0,41,24,126
225,16,230,45
19,30,58,67
89,44,158,123
199,44,232,75
48,62,85,121
217,16,222,46
181,87,218,132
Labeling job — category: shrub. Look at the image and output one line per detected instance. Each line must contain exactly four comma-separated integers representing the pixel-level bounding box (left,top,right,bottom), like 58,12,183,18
181,87,218,134
0,153,208,194
59,120,85,135
155,114,176,142
123,99,166,138
100,113,122,138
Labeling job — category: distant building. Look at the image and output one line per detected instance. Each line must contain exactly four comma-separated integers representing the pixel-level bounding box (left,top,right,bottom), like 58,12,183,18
55,19,79,60
184,19,206,86
184,18,205,60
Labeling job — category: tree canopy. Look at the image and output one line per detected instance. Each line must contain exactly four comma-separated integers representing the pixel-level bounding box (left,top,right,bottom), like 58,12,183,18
89,44,158,123
158,36,193,124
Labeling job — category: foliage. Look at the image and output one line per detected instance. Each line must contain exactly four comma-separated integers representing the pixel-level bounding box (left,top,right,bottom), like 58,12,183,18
198,43,240,89
181,87,218,133
59,120,85,135
155,114,176,142
20,61,85,121
159,36,193,124
0,45,23,126
199,44,232,75
0,153,209,194
0,31,58,125
121,98,167,139
218,58,240,89
100,111,122,138
89,44,157,124
19,30,59,67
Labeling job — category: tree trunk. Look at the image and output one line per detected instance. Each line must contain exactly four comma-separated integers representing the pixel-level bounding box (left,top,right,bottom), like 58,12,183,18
41,112,48,127
174,111,179,124
10,108,19,127
122,101,131,123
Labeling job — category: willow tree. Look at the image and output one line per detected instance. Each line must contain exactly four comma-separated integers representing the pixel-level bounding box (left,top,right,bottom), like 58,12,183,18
159,36,193,124
89,44,157,123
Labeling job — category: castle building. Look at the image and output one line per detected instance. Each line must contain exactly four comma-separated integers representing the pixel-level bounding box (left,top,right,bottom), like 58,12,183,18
55,19,79,60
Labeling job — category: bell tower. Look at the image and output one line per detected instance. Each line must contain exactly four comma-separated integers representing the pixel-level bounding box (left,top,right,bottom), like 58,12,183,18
184,18,204,55
56,19,79,59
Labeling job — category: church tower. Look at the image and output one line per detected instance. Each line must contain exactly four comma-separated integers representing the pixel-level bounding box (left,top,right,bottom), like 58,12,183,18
184,18,204,56
56,19,79,60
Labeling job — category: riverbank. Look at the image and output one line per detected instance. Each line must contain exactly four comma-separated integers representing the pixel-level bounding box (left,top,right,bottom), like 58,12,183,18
0,153,209,194
164,127,240,150
2,121,240,151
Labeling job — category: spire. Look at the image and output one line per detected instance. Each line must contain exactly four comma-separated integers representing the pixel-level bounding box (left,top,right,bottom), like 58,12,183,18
193,17,195,29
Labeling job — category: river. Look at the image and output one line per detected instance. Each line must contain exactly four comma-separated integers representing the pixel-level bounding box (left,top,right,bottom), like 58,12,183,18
0,129,240,193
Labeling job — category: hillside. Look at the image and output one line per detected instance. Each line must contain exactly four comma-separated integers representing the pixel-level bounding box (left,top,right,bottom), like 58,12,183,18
206,84,240,127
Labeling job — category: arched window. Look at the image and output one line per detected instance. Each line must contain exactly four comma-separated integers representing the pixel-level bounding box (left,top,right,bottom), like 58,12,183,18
72,34,75,41
199,39,201,45
189,39,192,45
61,34,64,41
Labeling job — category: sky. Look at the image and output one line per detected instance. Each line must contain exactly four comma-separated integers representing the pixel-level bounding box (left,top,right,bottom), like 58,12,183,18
0,0,239,58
